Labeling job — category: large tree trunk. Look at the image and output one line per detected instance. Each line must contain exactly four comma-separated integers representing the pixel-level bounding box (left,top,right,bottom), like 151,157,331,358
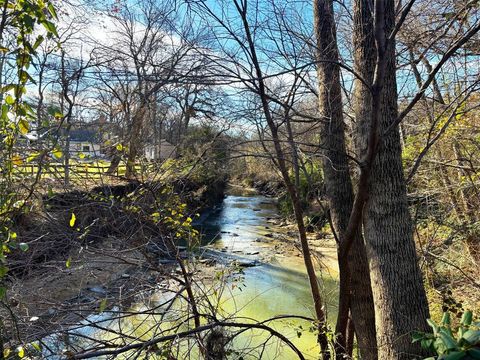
352,0,430,358
313,0,377,358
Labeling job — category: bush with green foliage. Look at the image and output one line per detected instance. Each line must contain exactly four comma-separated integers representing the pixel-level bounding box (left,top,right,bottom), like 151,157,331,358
0,0,58,292
413,311,480,359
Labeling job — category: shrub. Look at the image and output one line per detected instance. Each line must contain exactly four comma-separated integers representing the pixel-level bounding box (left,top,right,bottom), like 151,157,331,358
413,311,480,359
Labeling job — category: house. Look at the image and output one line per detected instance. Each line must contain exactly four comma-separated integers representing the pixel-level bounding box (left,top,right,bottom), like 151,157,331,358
144,139,176,161
68,129,104,159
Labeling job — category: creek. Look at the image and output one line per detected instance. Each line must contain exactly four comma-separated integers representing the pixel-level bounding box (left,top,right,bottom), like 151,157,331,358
40,186,338,359
195,186,338,359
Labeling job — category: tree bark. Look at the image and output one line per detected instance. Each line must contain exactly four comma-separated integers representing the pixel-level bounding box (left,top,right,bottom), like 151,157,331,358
352,0,430,358
313,0,377,358
126,103,147,178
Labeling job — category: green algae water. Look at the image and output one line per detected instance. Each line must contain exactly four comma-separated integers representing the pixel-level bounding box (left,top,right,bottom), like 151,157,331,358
42,188,337,359
193,187,338,359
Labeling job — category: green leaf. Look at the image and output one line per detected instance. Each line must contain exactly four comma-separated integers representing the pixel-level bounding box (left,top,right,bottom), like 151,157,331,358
18,119,29,134
428,319,440,335
2,84,16,93
19,243,29,252
2,104,8,120
467,348,480,359
19,70,35,84
69,213,76,227
31,342,42,352
65,257,71,268
412,331,426,342
462,311,473,326
441,351,466,360
439,329,459,351
41,20,58,37
98,298,107,313
435,336,448,354
463,329,480,344
421,338,435,351
0,266,9,278
47,3,58,19
442,312,452,326
33,35,44,50
5,94,14,105
22,14,34,31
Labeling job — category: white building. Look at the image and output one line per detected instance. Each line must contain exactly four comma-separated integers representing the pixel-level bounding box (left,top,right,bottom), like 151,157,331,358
68,129,104,159
144,139,176,160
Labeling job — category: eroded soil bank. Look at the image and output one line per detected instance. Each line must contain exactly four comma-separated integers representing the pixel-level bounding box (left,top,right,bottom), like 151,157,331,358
4,182,339,359
4,178,227,343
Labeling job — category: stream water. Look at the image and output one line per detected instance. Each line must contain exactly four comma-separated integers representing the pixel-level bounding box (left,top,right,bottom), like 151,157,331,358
195,186,338,359
41,187,338,359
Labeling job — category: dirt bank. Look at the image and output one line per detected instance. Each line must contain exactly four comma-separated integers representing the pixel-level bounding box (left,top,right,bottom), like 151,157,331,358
4,178,227,344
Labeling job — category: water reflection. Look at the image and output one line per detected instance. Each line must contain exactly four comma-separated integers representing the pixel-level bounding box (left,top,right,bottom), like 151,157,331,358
194,189,338,359
42,188,337,359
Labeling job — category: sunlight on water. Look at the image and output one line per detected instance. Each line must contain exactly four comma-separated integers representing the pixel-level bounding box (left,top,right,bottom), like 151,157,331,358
43,188,338,359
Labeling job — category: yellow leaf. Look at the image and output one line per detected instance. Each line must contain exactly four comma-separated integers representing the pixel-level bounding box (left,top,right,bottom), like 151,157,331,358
27,152,40,162
66,257,71,268
69,213,76,227
78,152,85,159
17,346,24,358
12,155,22,166
18,119,29,135
116,143,123,151
3,348,11,358
52,149,63,159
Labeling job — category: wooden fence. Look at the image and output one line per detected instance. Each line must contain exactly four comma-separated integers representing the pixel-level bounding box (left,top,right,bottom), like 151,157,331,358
16,161,159,180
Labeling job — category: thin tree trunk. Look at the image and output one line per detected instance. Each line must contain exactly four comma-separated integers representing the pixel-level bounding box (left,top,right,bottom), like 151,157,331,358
452,142,480,263
126,104,146,178
346,316,355,359
437,147,464,221
453,142,474,222
235,2,330,356
352,1,430,358
64,123,71,186
106,154,121,175
313,0,377,358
